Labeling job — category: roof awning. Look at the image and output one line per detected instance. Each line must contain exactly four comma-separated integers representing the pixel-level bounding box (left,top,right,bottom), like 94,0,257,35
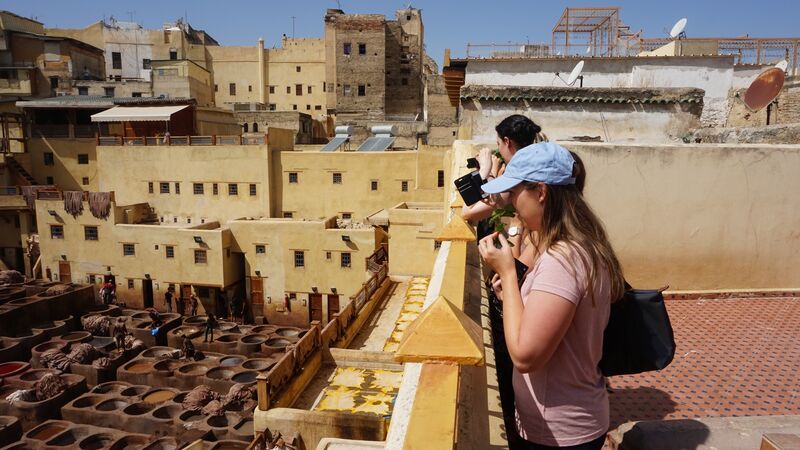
91,105,190,123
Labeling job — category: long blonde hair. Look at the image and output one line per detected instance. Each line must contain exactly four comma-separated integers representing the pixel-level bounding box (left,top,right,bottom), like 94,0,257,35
527,153,624,304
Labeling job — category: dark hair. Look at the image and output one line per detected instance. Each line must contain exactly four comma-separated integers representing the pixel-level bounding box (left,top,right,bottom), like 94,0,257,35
495,114,542,150
569,151,586,194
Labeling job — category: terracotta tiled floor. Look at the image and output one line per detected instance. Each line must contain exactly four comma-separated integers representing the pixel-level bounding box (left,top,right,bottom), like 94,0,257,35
607,296,800,429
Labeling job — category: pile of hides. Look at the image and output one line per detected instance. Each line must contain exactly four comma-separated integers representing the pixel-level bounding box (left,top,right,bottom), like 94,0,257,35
0,270,24,285
5,389,36,404
92,357,113,369
82,315,112,336
39,349,71,371
63,191,84,217
66,343,97,364
182,383,256,417
224,383,256,410
44,284,72,296
88,192,111,219
40,343,99,371
182,385,220,412
123,335,145,352
35,373,68,401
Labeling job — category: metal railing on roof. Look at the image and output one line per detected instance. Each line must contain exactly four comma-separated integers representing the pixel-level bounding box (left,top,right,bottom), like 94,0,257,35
96,135,268,146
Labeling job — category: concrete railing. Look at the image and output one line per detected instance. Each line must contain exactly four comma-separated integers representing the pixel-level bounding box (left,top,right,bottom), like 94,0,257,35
256,262,390,412
96,135,268,146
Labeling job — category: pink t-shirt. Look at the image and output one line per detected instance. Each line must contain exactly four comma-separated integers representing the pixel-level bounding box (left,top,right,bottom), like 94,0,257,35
513,248,611,446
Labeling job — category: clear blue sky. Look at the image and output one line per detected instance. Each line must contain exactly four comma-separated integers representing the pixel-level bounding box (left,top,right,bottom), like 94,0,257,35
6,0,799,68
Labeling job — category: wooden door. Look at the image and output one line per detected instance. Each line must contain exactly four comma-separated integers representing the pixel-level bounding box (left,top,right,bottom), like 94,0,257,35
327,295,340,320
309,293,323,322
142,279,154,309
58,261,71,283
250,277,263,305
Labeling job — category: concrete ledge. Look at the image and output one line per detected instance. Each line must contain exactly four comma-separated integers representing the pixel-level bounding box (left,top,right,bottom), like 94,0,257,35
609,415,800,450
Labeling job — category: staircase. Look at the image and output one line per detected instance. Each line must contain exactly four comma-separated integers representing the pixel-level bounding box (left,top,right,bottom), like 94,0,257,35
3,155,37,186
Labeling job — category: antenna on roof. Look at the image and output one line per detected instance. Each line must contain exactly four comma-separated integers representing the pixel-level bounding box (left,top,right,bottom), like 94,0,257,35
740,67,785,112
669,18,687,39
554,60,585,88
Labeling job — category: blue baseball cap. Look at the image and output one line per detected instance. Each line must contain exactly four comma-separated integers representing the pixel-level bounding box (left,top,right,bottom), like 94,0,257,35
482,142,575,194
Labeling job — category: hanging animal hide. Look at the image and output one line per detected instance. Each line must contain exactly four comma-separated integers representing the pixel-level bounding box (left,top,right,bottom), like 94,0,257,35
88,191,112,219
63,191,84,217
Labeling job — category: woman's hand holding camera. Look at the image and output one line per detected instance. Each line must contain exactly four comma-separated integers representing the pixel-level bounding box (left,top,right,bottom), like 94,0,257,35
479,232,516,280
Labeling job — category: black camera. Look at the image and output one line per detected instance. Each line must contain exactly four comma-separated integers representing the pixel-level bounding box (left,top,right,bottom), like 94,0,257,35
454,157,486,206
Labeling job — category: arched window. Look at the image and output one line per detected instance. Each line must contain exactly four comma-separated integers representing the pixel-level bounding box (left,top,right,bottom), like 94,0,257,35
242,123,248,133
252,123,259,133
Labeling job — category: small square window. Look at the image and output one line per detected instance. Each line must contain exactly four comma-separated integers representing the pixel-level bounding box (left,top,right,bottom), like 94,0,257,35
341,212,352,220
332,173,342,184
343,43,352,55
142,58,151,70
50,225,64,239
326,251,332,260
292,104,297,110
194,249,207,264
437,170,445,187
401,78,408,86
358,43,366,55
82,177,89,186
288,172,298,183
212,183,219,195
132,92,142,97
358,84,366,96
44,152,54,166
296,66,301,72
228,183,238,196
341,252,351,268
434,240,442,250
343,85,351,96
294,250,305,267
296,84,303,96
84,226,98,241
307,85,312,94
160,182,169,194
269,86,275,94
248,85,252,92
306,104,311,110
249,184,257,196
77,154,89,164
401,181,409,192
46,176,54,185
148,182,154,194
370,180,378,191
193,183,204,195
166,246,174,258
268,103,276,111
214,84,218,92
283,212,293,219
175,182,180,194
123,243,135,256
255,245,266,254
78,86,88,96
286,86,291,94
315,105,322,110
229,83,236,96
104,87,115,97
127,279,134,289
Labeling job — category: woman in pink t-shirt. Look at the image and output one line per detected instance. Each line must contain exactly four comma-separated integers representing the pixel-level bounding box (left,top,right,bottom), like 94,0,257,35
478,142,625,450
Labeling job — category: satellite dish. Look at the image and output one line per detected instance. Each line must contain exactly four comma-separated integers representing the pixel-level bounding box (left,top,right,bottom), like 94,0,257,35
743,67,785,111
586,46,592,55
567,60,585,86
669,18,687,39
775,60,789,72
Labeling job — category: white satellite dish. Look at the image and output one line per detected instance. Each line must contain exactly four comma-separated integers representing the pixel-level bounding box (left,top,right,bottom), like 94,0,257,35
776,60,789,72
669,18,687,39
567,60,585,86
586,46,592,55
